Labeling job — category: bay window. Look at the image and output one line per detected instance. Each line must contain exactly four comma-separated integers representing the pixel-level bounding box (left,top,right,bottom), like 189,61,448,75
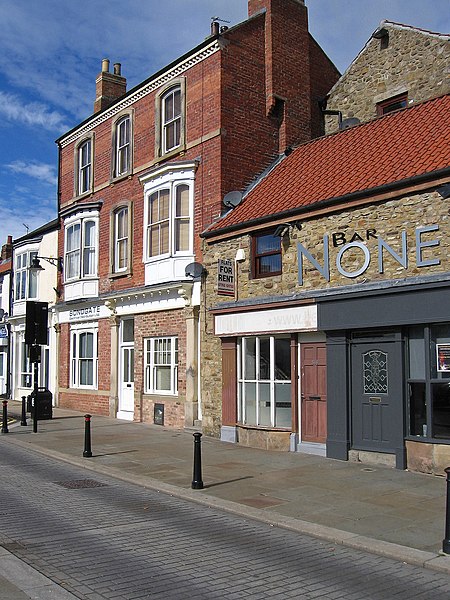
145,182,192,260
65,218,98,280
238,336,292,428
15,251,38,301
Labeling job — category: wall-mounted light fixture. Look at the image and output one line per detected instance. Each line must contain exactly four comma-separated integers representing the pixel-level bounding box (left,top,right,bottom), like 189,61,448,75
273,221,302,238
30,256,64,273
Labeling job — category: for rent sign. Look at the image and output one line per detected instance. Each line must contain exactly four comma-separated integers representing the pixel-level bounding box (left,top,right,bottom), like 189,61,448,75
217,259,235,296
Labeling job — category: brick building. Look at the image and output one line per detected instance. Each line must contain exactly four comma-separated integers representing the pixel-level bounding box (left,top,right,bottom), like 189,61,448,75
201,93,450,474
52,0,339,426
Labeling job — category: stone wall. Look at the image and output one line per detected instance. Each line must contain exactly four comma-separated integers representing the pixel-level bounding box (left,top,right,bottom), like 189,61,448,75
325,24,450,133
201,188,450,436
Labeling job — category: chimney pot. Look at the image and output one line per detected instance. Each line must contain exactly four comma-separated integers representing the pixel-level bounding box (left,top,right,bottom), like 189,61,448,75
101,58,110,73
211,21,220,36
113,62,121,76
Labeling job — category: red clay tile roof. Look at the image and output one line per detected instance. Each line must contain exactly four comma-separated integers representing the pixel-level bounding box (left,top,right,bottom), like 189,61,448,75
0,260,12,274
206,94,450,236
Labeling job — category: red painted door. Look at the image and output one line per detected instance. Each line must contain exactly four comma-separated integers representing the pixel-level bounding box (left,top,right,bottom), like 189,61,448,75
301,343,327,443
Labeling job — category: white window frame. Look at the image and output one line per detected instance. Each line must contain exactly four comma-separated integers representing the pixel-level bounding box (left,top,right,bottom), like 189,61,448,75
114,115,131,177
238,335,292,428
20,340,32,388
144,336,178,395
77,138,92,195
162,86,182,154
14,250,38,301
143,172,194,263
70,325,98,389
64,214,99,281
113,206,129,273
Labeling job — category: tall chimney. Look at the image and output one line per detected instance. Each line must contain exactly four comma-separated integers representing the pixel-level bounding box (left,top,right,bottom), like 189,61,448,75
1,236,13,261
247,0,311,146
94,58,127,114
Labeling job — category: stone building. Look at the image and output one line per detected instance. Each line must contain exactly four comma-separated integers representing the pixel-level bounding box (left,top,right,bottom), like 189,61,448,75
201,94,450,474
323,21,450,133
50,0,339,427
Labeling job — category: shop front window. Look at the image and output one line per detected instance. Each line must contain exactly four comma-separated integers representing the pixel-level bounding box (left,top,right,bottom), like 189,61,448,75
238,336,291,428
408,325,450,440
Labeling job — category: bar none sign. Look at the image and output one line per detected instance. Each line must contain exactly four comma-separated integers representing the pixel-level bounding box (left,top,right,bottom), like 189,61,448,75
217,259,235,296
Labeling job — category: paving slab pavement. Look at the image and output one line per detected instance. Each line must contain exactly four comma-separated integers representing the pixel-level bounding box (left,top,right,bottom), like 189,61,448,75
2,402,450,578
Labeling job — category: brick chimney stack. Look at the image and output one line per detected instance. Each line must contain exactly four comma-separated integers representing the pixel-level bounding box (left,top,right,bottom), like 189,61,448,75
94,58,127,114
1,236,12,261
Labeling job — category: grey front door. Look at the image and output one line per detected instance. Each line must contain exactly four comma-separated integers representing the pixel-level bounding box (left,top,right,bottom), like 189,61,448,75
351,339,404,455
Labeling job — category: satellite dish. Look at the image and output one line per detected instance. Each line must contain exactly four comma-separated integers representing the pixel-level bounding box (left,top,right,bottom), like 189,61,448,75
223,190,243,208
185,262,205,278
340,117,360,130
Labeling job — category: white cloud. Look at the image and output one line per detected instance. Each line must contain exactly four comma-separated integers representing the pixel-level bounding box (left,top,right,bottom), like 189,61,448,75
0,92,68,132
0,201,57,243
6,160,57,186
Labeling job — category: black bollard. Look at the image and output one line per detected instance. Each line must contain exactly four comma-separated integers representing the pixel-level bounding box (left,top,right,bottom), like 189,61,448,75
83,414,93,458
443,467,450,554
1,400,8,434
191,432,204,489
21,396,27,426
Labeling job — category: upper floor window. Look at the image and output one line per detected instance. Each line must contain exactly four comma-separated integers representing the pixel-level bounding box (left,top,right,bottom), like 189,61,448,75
252,231,282,278
15,251,38,301
76,137,92,196
65,218,98,280
163,87,181,153
376,93,408,116
114,115,131,177
145,182,191,260
155,80,186,157
112,205,131,273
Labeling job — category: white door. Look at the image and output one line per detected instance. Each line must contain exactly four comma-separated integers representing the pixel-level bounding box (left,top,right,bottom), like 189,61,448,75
118,319,134,420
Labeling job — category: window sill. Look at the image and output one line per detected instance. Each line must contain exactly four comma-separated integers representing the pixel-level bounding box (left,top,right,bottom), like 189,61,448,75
72,190,93,202
110,172,132,185
236,423,291,432
109,270,132,280
405,436,450,445
155,144,186,164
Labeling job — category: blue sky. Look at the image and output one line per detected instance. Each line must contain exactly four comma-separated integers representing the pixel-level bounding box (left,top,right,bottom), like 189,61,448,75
0,0,449,243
